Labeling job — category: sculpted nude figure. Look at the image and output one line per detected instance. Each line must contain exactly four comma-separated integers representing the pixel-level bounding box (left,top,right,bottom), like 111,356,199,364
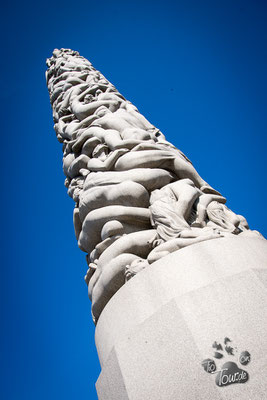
113,147,220,194
87,229,155,322
147,228,222,264
83,168,174,192
70,86,125,120
90,103,157,135
149,179,225,242
79,180,150,223
147,198,246,263
72,125,155,153
65,132,220,196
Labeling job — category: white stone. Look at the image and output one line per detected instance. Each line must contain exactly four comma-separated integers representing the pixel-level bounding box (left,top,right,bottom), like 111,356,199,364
96,236,267,399
46,49,267,399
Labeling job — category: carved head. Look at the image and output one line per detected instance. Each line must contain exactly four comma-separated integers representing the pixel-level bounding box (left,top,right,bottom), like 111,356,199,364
125,258,148,281
84,94,94,104
207,202,240,233
92,144,109,160
94,105,111,117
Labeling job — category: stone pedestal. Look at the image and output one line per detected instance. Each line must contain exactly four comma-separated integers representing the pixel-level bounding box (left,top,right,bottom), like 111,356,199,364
95,236,267,400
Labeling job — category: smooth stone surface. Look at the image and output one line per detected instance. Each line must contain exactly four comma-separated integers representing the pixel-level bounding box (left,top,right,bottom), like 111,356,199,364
95,236,267,399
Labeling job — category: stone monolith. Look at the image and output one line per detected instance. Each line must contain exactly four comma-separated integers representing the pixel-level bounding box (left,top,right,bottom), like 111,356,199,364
46,48,267,399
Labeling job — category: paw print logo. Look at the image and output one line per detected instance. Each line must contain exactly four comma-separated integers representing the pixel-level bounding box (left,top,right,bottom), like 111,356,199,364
201,337,250,387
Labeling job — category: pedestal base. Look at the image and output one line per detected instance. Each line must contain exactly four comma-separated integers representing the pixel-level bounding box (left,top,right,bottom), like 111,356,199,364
95,236,267,400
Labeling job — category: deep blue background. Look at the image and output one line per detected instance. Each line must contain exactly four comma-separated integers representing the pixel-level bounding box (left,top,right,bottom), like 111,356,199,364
1,1,266,399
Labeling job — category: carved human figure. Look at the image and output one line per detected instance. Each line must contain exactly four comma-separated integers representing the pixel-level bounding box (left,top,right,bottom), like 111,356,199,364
149,179,225,243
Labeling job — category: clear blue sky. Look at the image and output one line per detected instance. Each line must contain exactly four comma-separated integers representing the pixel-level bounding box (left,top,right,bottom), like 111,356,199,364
1,1,266,399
